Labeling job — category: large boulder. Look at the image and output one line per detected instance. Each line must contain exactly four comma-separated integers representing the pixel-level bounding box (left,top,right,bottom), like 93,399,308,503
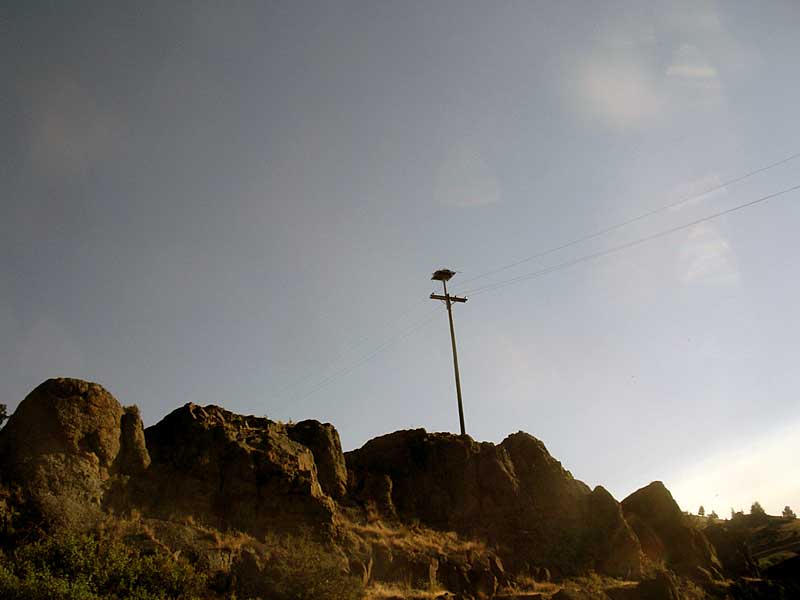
141,403,336,536
0,378,149,522
621,482,722,580
346,429,642,578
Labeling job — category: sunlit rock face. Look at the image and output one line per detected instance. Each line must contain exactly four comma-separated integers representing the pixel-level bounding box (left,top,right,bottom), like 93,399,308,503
0,379,342,537
0,378,149,526
346,428,643,578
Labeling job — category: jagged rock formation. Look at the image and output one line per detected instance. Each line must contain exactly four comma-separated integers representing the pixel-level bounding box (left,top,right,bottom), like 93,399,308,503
5,377,789,599
287,419,348,499
346,429,642,578
141,403,338,536
621,481,722,581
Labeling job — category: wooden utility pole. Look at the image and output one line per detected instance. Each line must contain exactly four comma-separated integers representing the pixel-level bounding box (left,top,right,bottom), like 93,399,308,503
430,269,468,436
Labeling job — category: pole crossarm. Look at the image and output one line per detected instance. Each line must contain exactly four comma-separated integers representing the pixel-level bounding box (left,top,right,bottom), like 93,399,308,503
429,293,467,303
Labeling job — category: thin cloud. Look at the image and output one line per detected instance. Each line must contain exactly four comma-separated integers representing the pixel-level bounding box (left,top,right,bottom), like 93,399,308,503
565,8,735,129
577,59,664,127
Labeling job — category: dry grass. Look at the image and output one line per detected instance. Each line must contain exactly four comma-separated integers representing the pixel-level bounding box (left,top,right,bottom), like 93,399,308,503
96,508,260,562
364,581,444,599
506,573,559,595
344,518,486,556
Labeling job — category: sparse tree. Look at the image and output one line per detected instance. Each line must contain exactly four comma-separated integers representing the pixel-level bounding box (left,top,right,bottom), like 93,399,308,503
783,506,796,520
698,505,705,517
709,510,719,520
750,501,766,517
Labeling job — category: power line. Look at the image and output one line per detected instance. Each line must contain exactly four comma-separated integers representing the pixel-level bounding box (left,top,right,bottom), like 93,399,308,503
452,151,800,293
267,158,800,407
462,183,800,297
271,183,800,407
266,183,798,408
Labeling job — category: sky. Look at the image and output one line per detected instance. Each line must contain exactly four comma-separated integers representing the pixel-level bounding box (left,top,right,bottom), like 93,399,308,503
2,1,799,516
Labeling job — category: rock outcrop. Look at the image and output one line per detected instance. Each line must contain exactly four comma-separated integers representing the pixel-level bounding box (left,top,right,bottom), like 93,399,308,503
346,429,642,578
287,419,348,500
0,378,149,525
621,481,722,580
6,377,765,598
141,403,336,536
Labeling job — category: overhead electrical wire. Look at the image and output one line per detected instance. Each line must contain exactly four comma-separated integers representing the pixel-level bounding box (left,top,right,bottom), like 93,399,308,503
276,183,800,405
461,183,800,297
451,151,800,293
267,153,800,406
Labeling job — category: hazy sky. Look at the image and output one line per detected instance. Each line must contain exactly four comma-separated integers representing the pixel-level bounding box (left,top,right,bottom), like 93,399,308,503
3,1,799,516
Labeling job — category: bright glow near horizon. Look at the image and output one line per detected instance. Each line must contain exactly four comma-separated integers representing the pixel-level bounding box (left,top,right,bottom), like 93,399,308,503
667,417,800,517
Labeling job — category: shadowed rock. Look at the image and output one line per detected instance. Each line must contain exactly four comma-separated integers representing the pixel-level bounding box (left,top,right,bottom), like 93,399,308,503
584,485,643,579
346,428,642,578
142,403,336,536
621,481,722,580
6,378,759,596
115,405,151,474
287,419,348,499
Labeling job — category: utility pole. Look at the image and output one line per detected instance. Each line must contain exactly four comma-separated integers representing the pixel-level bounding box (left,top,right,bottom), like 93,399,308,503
430,269,468,436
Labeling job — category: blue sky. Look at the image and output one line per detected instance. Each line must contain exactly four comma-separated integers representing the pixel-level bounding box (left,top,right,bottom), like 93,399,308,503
2,1,799,515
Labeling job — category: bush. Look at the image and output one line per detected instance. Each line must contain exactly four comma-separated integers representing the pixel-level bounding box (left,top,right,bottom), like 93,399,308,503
253,530,364,600
0,532,205,599
750,501,766,517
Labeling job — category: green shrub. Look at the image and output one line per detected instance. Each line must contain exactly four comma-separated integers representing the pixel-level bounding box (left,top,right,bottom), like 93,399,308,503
254,530,364,600
0,532,205,599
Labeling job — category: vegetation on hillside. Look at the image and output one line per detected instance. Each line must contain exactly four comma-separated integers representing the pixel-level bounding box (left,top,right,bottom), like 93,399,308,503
0,532,204,600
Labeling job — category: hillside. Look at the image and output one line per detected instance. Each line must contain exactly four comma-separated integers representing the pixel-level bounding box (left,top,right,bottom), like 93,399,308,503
0,378,796,600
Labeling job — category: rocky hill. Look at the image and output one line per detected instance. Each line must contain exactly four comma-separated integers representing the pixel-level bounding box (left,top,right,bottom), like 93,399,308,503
0,378,796,600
